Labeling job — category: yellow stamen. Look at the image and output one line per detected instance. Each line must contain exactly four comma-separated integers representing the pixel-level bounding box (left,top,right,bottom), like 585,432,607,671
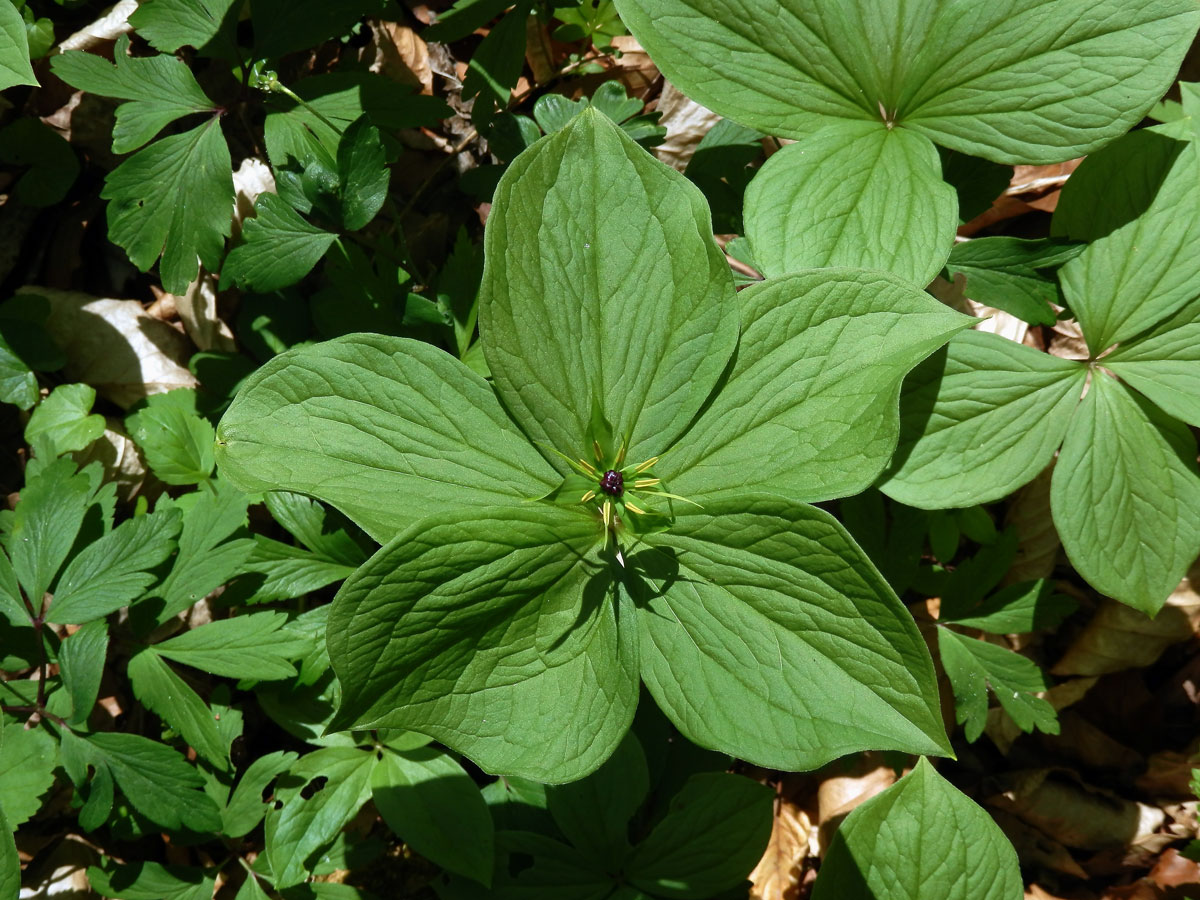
592,440,604,464
625,500,648,515
577,458,598,477
615,444,627,466
633,456,659,475
580,490,596,503
633,477,660,489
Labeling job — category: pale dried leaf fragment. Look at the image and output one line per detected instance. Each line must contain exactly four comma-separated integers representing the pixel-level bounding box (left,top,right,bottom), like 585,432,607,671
1053,593,1197,677
816,757,898,852
654,80,722,171
27,287,197,408
71,421,148,501
57,0,138,52
609,35,658,95
1025,885,1076,900
174,274,235,353
1004,465,1061,585
987,768,1164,851
233,156,276,239
995,809,1088,880
371,21,434,93
749,799,814,900
1048,316,1089,361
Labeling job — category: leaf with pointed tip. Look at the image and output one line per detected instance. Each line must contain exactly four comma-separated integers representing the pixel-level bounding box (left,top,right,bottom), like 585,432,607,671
0,0,37,90
745,122,956,286
1054,128,1200,353
811,758,1022,900
102,118,233,295
1107,295,1200,428
9,458,92,607
634,497,951,771
614,0,1199,163
221,193,336,293
937,627,1057,743
154,611,308,680
0,722,57,827
216,334,558,543
626,772,773,898
128,648,227,766
880,330,1085,508
481,108,738,467
127,0,241,57
50,40,217,153
58,619,108,726
1051,374,1200,614
660,269,971,506
945,237,1084,327
328,505,638,782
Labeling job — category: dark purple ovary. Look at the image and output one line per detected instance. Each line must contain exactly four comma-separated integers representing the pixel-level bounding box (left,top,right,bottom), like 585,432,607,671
599,470,624,497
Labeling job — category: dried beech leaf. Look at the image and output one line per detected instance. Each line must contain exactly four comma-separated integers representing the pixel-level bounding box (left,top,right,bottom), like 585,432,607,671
655,80,723,171
58,0,138,52
1053,599,1196,677
993,809,1088,880
372,21,434,93
749,799,814,900
28,287,197,408
1004,465,1061,585
174,274,235,353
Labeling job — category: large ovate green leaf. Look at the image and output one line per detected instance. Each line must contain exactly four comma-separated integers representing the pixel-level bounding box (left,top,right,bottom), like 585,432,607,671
635,496,951,771
745,122,956,286
1051,373,1200,614
880,330,1085,508
480,108,737,466
216,334,558,542
327,505,639,782
1054,128,1200,352
1107,295,1200,427
811,758,1022,900
102,118,233,295
613,0,1198,163
661,270,971,505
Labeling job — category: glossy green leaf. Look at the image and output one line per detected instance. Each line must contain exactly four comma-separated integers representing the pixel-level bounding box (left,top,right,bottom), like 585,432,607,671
0,551,25,626
614,0,1199,163
0,0,37,90
151,481,252,623
264,747,375,888
372,747,495,885
945,237,1084,326
661,270,971,505
154,611,307,679
223,750,298,838
87,861,215,900
126,391,217,485
24,382,105,453
216,334,557,542
50,39,217,153
127,0,241,56
635,497,950,771
1107,295,1200,427
941,580,1076,634
9,458,92,607
337,117,389,231
241,536,355,603
937,628,1057,743
811,758,1022,900
263,492,368,566
128,648,227,766
328,505,638,782
102,118,233,295
546,733,647,869
0,802,15,900
58,619,108,726
745,122,956,285
627,772,772,898
58,729,221,833
1054,128,1200,352
1051,374,1200,614
881,330,1085,508
222,194,336,293
461,1,530,114
480,108,737,467
0,722,57,826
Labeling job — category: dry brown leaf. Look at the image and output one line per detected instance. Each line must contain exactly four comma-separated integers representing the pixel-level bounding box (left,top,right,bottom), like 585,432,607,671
371,21,434,93
1026,885,1076,900
1149,848,1200,889
174,273,235,353
1138,747,1200,799
524,16,555,86
748,799,814,900
1053,599,1196,678
71,421,148,501
1007,159,1083,214
987,768,1164,851
1102,884,1163,900
608,36,658,94
58,0,138,52
654,81,723,171
233,156,276,239
27,287,197,408
996,809,1089,879
1049,317,1089,361
816,756,899,852
1004,465,1061,584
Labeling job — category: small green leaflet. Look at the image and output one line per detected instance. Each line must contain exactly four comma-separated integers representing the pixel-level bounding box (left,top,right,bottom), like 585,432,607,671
937,628,1057,743
58,619,109,725
126,389,217,485
0,0,37,91
102,118,233,295
222,193,336,292
152,611,308,679
945,237,1084,326
50,37,217,153
745,120,956,285
0,722,57,826
128,648,228,767
9,458,93,608
24,382,105,454
87,861,215,900
812,758,1022,900
127,0,241,57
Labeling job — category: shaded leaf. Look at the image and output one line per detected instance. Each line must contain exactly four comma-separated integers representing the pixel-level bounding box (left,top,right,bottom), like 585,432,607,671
222,193,336,293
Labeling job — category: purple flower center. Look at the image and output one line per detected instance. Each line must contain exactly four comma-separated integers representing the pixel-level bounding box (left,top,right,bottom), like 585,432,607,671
599,469,624,497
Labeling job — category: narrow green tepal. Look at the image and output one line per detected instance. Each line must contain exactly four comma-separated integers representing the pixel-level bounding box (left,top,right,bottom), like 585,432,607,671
219,109,963,782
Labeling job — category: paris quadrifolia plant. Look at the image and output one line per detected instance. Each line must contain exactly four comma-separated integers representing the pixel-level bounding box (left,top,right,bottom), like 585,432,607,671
216,107,974,782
